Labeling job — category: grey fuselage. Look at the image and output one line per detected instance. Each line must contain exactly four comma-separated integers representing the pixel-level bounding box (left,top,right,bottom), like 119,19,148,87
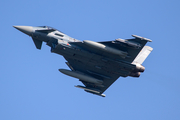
14,25,152,97
14,26,145,78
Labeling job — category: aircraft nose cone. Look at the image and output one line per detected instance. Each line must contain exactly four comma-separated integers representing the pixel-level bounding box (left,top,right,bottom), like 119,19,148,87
13,26,33,36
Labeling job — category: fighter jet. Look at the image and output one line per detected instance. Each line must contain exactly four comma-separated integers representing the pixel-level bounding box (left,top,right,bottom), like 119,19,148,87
14,25,153,97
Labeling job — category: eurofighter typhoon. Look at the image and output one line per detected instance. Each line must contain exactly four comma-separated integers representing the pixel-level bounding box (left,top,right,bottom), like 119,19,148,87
14,26,153,97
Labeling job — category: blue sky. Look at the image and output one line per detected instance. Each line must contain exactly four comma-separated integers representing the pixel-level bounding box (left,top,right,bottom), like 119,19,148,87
1,0,180,120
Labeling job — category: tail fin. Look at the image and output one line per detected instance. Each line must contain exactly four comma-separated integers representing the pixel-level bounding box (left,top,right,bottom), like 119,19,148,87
133,46,153,64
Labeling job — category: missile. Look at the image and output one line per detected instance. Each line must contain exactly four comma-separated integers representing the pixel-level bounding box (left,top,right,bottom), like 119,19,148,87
83,40,127,58
59,69,103,84
116,38,141,49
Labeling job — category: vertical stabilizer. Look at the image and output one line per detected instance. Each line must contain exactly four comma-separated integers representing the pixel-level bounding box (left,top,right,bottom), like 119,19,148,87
133,46,153,64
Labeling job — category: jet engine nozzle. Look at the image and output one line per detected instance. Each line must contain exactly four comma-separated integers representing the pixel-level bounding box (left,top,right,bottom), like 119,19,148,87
129,72,141,77
135,64,145,72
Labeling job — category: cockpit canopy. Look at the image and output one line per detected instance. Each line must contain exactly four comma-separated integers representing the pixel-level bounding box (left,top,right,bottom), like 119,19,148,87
36,26,64,34
37,26,57,30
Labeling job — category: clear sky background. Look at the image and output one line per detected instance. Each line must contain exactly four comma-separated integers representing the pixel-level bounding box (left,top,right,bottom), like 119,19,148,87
1,0,180,120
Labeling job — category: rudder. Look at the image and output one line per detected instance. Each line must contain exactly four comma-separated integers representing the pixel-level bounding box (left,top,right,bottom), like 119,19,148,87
133,46,153,64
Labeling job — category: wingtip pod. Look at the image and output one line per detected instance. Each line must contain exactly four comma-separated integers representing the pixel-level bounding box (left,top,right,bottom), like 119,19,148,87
132,35,152,42
86,90,106,97
75,85,106,97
